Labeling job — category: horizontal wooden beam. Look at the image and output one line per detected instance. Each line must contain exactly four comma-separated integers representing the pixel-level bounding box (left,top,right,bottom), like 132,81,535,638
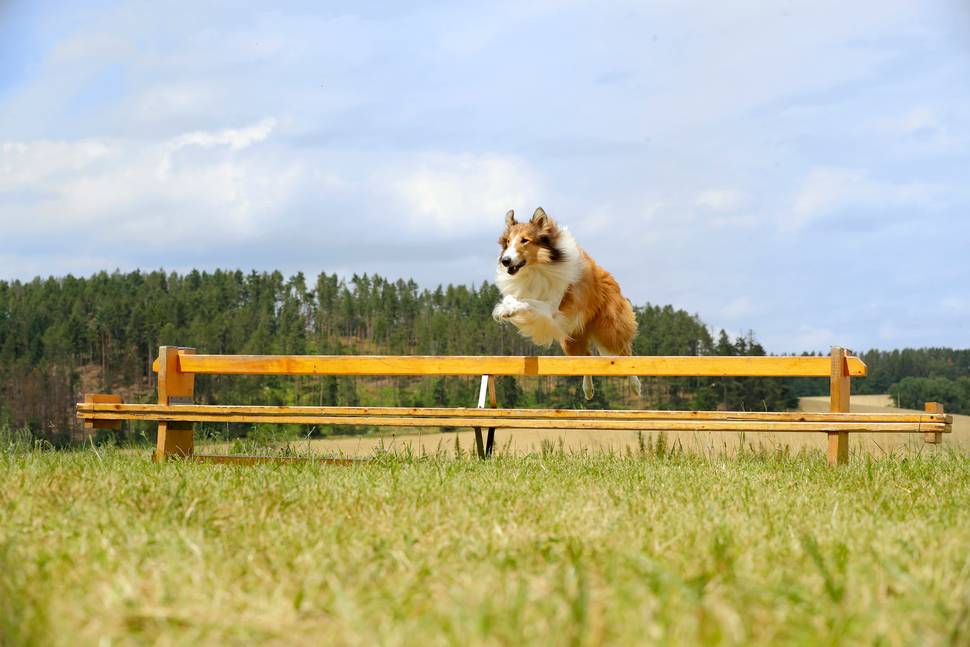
76,408,943,434
78,403,945,425
150,353,867,377
75,414,948,433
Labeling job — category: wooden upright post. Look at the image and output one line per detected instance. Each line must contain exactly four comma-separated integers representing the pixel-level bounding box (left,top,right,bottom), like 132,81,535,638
828,347,851,466
924,401,944,444
154,346,196,462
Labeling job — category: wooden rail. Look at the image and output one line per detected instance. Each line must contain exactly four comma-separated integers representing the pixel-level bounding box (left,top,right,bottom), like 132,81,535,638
80,404,944,424
78,405,949,433
150,353,868,377
78,346,952,467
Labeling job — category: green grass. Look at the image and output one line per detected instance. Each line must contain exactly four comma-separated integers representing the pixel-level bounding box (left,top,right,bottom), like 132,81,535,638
2,443,969,646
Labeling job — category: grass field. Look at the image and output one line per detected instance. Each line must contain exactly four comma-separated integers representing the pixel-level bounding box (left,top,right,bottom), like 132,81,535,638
3,440,970,646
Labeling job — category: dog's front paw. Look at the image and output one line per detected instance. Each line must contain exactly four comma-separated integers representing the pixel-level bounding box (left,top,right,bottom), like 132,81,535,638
493,296,529,321
492,303,513,321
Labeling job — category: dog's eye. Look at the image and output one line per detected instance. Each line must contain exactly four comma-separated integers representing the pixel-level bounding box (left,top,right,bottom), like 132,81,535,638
521,238,530,244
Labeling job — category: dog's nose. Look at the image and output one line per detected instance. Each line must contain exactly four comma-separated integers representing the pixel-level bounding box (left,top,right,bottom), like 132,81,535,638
500,256,512,267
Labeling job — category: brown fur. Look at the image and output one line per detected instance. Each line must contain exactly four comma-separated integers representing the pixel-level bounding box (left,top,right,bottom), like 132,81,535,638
558,252,638,357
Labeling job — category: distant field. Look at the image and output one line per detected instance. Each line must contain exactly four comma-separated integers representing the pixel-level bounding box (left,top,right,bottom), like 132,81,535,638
239,395,969,460
2,448,969,646
799,395,970,452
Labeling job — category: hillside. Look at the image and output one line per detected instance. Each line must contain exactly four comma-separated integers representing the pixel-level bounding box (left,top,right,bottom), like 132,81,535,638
4,269,969,445
0,269,794,442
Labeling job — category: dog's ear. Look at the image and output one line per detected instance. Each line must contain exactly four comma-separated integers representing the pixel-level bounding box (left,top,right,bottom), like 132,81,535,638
531,207,552,230
505,210,516,227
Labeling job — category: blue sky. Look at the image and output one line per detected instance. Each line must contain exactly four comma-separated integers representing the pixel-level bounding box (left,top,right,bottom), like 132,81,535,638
1,1,968,353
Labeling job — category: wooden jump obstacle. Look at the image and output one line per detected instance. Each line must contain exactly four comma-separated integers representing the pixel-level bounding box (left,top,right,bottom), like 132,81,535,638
77,346,951,466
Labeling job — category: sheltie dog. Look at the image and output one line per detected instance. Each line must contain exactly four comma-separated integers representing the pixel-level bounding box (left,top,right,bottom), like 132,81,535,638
492,207,641,399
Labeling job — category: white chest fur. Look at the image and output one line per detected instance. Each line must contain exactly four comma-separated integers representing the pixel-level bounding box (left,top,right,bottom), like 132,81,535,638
494,228,583,307
492,229,584,346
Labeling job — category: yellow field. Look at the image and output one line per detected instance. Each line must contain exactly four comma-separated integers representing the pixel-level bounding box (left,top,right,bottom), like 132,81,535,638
228,395,968,459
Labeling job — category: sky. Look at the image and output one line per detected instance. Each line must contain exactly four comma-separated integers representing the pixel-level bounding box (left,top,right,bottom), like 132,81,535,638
1,0,968,353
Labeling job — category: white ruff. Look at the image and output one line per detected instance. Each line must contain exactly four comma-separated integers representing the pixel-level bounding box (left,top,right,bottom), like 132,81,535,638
493,228,584,346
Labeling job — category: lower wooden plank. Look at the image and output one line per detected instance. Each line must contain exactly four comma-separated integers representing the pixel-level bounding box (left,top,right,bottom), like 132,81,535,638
77,411,947,433
79,403,944,424
188,454,366,466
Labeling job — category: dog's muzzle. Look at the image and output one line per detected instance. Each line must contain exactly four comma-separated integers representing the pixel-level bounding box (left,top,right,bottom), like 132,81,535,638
501,256,526,275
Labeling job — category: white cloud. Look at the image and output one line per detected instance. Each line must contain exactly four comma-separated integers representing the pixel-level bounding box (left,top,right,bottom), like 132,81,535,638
792,167,867,221
49,30,132,64
791,325,839,352
787,166,941,230
876,320,903,343
383,154,542,235
873,106,970,155
0,140,112,190
128,82,225,129
721,297,755,319
696,189,748,212
895,107,939,135
0,119,314,245
941,296,966,312
170,118,276,152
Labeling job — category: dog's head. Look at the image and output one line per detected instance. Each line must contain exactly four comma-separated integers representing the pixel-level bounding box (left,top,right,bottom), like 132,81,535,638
497,207,563,276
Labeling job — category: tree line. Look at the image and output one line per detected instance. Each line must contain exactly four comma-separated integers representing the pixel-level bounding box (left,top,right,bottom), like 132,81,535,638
786,347,970,413
3,269,962,442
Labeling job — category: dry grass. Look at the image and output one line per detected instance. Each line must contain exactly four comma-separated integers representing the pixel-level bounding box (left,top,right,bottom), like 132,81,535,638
2,439,970,646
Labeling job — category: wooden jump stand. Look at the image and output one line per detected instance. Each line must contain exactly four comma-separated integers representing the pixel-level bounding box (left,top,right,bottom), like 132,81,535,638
156,345,196,462
77,346,952,467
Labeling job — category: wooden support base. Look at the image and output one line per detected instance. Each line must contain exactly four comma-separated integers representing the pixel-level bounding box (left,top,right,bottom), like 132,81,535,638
828,347,852,466
827,432,849,466
154,421,194,462
154,346,197,462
